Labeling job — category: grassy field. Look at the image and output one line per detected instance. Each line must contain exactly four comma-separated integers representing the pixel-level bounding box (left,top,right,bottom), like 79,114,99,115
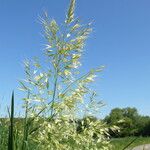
111,137,150,150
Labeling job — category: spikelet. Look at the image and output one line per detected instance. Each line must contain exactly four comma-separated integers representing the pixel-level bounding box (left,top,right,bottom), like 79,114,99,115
65,0,76,24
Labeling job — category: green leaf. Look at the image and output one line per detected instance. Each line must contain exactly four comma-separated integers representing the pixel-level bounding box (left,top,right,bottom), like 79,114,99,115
8,91,14,150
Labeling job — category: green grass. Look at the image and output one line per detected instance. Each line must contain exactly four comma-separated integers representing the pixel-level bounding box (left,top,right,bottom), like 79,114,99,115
111,137,150,150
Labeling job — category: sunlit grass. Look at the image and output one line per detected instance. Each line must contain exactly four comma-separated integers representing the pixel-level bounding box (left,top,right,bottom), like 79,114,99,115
111,137,150,150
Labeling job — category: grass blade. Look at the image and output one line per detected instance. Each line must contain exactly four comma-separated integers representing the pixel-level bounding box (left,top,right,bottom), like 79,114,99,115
8,91,14,150
122,137,138,150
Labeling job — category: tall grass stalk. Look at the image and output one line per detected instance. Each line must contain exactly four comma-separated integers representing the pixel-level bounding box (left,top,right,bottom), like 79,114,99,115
0,0,118,149
22,91,30,150
8,91,14,150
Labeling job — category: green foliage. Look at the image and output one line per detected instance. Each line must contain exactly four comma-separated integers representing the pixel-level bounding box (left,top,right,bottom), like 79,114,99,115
0,118,9,150
8,92,14,150
136,116,150,136
105,107,150,137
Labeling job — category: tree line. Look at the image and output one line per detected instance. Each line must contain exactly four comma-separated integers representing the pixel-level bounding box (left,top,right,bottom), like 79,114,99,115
104,107,150,137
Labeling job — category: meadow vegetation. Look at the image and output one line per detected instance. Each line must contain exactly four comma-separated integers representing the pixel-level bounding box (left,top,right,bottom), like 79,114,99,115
111,137,150,150
0,0,117,149
0,0,149,149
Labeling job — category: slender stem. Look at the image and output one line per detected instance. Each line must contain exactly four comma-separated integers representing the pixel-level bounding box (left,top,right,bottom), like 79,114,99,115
50,53,61,116
22,91,29,150
61,71,91,95
50,74,58,116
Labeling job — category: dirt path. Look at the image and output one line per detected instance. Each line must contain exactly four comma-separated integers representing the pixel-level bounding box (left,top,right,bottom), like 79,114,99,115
132,144,150,150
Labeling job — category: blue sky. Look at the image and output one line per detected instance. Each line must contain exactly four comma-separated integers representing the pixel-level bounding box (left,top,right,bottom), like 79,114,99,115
0,0,150,117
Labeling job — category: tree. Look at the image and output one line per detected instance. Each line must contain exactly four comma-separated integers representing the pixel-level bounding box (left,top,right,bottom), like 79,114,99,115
105,107,150,137
104,108,124,125
18,0,113,149
104,107,137,137
136,116,150,136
